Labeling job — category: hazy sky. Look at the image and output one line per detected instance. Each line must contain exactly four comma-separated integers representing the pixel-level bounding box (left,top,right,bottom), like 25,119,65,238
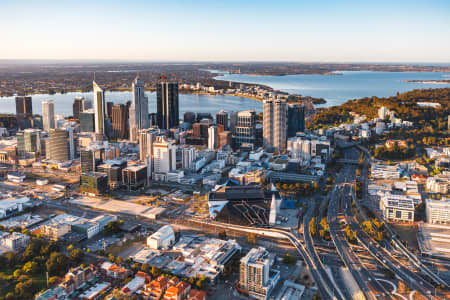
1,0,449,62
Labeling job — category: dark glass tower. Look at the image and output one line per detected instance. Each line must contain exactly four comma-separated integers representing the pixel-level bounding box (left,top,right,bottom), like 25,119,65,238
156,82,179,129
287,104,305,137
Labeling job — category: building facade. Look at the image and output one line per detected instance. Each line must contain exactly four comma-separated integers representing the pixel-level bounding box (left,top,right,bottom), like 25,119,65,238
93,81,106,135
42,100,55,132
129,76,149,142
287,104,304,137
263,99,286,152
157,82,179,129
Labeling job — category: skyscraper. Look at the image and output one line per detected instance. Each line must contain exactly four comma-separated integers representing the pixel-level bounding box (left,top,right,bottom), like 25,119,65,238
234,110,256,148
287,104,305,137
183,112,196,124
15,96,33,129
106,101,113,120
208,125,218,150
42,100,55,132
16,129,41,158
46,128,69,161
230,111,238,133
129,76,149,142
139,128,158,162
157,81,179,130
73,96,85,120
112,104,128,140
93,81,106,135
216,110,228,130
263,99,287,152
153,136,176,181
79,110,95,132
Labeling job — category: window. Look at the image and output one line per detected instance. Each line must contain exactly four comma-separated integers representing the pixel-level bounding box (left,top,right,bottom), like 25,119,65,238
396,211,402,219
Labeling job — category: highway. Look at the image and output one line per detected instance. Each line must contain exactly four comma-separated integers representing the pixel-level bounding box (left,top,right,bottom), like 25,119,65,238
342,184,436,299
302,201,347,300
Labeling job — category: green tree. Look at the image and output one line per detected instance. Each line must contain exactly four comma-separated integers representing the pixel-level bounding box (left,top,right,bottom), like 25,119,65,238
22,261,40,274
151,266,161,278
247,233,257,244
68,249,84,264
46,252,68,276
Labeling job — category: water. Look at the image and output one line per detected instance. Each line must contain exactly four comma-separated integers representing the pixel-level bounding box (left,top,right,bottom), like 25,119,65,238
213,71,450,107
0,92,262,116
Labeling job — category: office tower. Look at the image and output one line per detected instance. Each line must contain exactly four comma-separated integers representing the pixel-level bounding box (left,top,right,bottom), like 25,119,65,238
129,76,149,142
153,136,176,179
219,131,232,149
16,129,41,157
263,99,287,152
80,150,95,173
46,129,69,161
208,125,218,150
193,123,209,138
15,96,33,129
105,101,113,119
183,112,196,124
112,104,128,140
79,111,95,132
181,146,196,169
149,113,157,127
230,111,238,133
82,98,92,111
73,96,85,120
196,113,213,122
240,247,278,299
216,110,228,130
93,81,106,135
42,100,55,132
234,110,256,148
378,106,388,119
139,128,157,162
287,104,305,137
157,81,179,129
65,127,76,160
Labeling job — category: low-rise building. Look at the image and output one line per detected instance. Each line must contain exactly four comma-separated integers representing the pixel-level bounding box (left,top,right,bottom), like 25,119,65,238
147,225,175,250
100,261,131,279
145,275,169,300
380,195,414,223
163,281,191,300
60,265,95,293
371,163,401,179
188,289,207,300
426,174,449,194
426,198,450,225
0,232,30,251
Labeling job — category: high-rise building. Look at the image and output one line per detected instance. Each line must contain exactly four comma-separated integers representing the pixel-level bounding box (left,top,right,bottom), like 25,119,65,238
80,149,95,173
219,131,232,149
181,146,196,169
287,104,305,137
73,96,85,120
157,81,179,130
16,129,41,157
263,99,287,152
153,136,177,181
42,100,55,132
239,247,279,300
216,110,228,130
230,111,238,133
112,104,128,140
15,96,33,129
79,111,95,132
139,128,158,162
193,123,209,138
234,110,256,148
208,125,218,150
129,76,149,142
93,81,106,135
183,112,196,124
46,129,69,161
106,101,113,119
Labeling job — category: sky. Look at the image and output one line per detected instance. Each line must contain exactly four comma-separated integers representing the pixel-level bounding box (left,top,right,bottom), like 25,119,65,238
1,0,450,62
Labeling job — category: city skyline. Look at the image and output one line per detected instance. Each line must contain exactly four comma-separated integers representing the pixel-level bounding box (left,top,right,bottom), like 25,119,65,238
1,0,449,62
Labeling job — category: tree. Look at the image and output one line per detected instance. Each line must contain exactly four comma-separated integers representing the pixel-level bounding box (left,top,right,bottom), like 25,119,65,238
15,279,38,299
283,253,297,265
115,256,124,264
104,221,121,235
151,266,161,278
109,289,136,300
309,217,317,236
48,276,60,285
248,233,257,244
22,261,40,274
68,249,84,264
141,263,150,273
196,276,206,289
46,252,68,276
67,244,74,252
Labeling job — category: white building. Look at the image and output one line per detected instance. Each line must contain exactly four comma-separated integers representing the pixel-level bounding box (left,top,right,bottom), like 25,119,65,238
42,100,55,132
93,81,106,135
147,225,175,250
129,76,149,142
240,247,280,300
0,197,30,218
1,232,30,251
208,125,218,150
371,164,401,179
380,194,414,223
181,146,196,169
153,136,177,181
378,106,389,119
426,198,450,225
426,174,449,194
